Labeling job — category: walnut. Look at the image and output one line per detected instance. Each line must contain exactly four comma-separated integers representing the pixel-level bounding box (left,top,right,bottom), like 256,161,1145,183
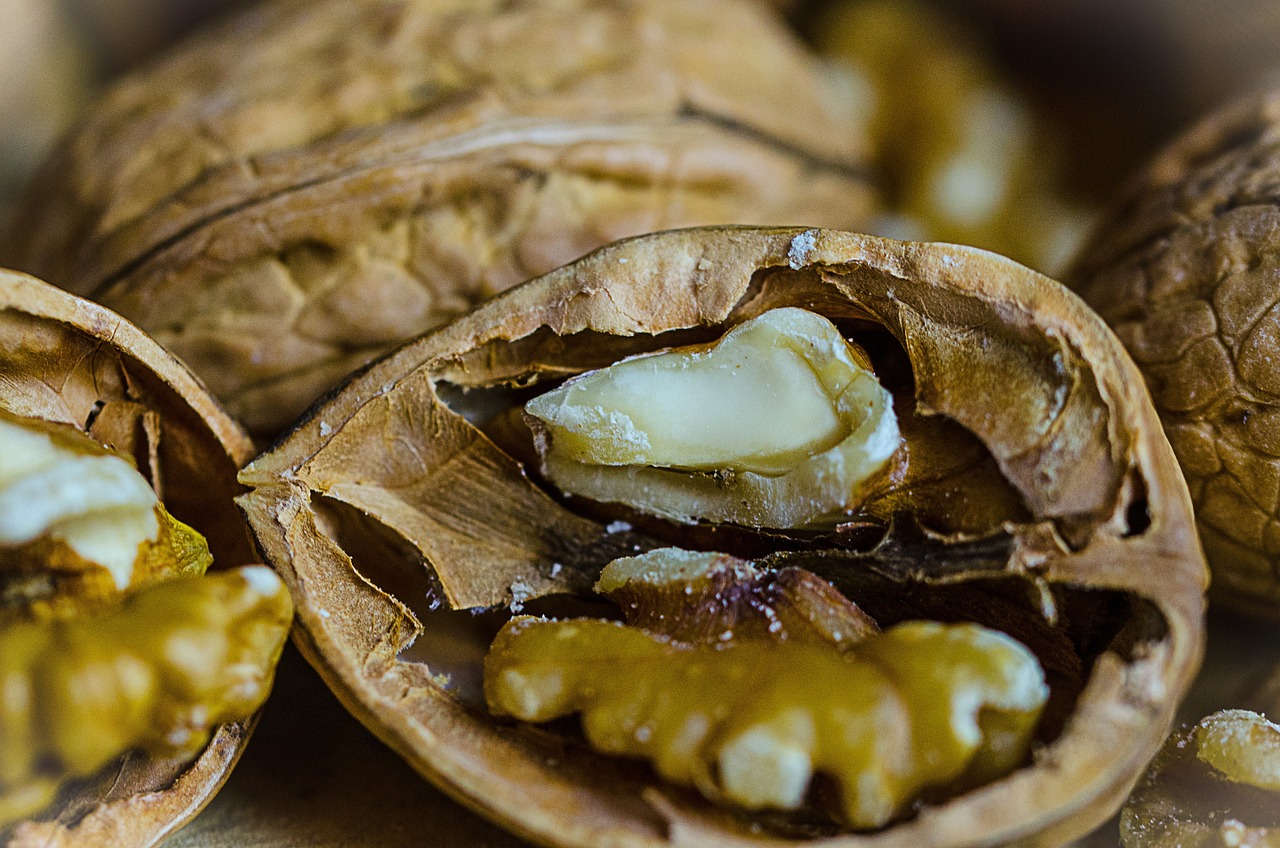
486,551,1047,828
812,0,1090,276
524,307,900,528
238,227,1206,847
1120,710,1280,848
0,410,213,622
0,567,292,831
594,548,879,647
0,269,288,848
1068,88,1280,619
1,0,874,437
488,616,1046,829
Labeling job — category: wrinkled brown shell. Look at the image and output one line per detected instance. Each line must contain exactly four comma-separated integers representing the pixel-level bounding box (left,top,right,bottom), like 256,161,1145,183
239,227,1206,848
0,269,259,848
1,0,873,437
1069,88,1280,619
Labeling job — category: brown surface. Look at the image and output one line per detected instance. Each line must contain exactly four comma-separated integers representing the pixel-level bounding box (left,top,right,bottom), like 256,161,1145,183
238,227,1206,847
3,0,873,438
1069,89,1280,618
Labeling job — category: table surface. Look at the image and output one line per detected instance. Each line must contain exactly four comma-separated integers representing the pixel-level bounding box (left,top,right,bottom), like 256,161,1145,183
163,609,1280,848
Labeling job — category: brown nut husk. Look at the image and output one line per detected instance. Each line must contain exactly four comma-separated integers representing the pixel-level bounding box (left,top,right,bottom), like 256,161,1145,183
238,227,1206,847
0,268,270,848
1068,88,1280,619
0,0,873,438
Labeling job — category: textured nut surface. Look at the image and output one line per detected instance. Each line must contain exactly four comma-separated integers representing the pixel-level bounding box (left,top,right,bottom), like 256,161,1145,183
2,0,874,436
0,270,268,848
239,227,1205,848
1069,88,1280,618
595,548,879,648
486,615,1045,829
0,567,292,829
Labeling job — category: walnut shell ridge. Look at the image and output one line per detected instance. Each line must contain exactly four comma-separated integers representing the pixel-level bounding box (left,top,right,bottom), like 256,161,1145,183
1070,88,1280,619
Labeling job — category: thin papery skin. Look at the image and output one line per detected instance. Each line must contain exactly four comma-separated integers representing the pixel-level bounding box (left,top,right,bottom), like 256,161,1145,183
1068,88,1280,618
1,0,875,437
0,271,270,848
236,227,1206,848
593,548,880,648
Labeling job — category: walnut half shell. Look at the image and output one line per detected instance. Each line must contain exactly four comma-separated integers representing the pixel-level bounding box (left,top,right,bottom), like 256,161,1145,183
0,269,263,848
238,227,1206,847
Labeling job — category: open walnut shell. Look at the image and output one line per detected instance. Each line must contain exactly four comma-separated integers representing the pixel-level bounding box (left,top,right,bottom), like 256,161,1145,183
0,269,260,848
238,227,1206,847
1,0,873,438
1068,88,1280,619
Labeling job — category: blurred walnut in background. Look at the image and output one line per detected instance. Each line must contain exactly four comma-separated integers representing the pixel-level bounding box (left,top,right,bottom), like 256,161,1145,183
812,0,1091,276
0,1,90,227
2,0,874,438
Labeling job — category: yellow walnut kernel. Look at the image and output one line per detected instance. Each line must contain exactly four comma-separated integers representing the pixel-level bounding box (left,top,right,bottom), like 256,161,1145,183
524,307,900,528
1195,710,1280,791
485,616,1046,828
1121,710,1280,848
0,566,293,828
0,411,212,619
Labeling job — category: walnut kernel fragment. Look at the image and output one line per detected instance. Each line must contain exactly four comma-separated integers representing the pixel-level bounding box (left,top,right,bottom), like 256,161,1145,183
595,547,879,647
524,308,900,528
1121,710,1280,848
0,566,293,828
0,411,212,621
485,615,1046,829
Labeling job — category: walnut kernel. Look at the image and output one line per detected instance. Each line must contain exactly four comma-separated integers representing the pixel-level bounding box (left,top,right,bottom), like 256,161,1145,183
486,612,1046,828
525,308,900,528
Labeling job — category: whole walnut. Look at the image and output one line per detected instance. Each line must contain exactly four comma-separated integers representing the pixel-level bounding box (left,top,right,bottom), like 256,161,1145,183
1,0,874,437
1070,88,1280,619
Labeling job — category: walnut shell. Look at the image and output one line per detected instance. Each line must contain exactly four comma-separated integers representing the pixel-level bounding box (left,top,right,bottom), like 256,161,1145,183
1,0,873,438
239,227,1206,847
0,268,260,848
1068,89,1280,620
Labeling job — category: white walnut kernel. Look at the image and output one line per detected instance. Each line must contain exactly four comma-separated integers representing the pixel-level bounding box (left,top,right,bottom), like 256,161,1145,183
0,414,159,591
524,307,901,528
